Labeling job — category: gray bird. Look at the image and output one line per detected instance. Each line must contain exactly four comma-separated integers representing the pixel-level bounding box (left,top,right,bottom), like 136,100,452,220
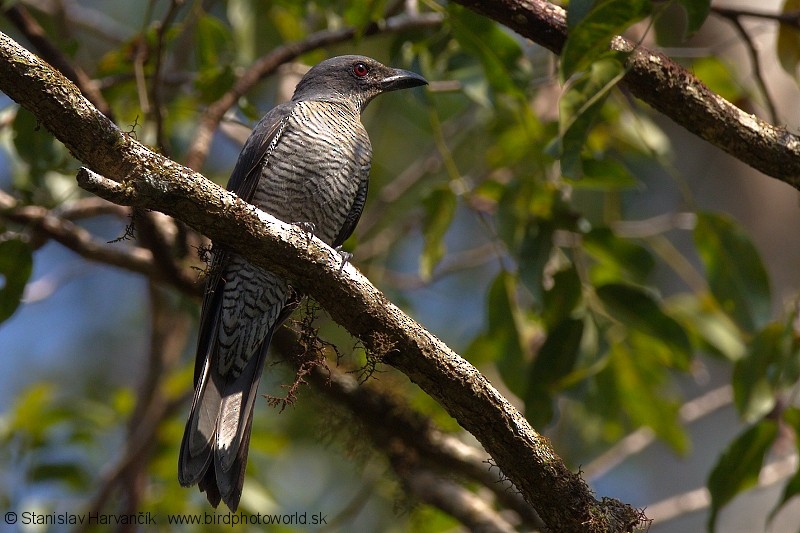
178,55,427,511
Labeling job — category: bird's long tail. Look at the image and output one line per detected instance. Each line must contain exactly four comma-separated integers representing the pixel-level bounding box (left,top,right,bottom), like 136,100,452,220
177,333,272,511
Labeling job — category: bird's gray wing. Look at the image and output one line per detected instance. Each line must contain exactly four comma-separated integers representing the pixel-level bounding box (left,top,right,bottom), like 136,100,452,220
191,102,295,383
226,102,295,201
332,175,368,248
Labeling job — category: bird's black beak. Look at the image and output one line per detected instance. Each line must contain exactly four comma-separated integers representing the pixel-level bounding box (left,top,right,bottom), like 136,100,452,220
380,68,428,92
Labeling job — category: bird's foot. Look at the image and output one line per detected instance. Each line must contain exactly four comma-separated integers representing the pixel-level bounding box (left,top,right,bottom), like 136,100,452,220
292,221,316,246
335,246,352,274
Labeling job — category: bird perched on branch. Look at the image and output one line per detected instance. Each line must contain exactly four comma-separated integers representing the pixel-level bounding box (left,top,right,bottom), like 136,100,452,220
178,55,427,511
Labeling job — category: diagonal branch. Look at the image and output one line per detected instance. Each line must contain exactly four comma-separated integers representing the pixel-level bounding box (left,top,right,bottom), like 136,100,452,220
452,0,800,188
0,30,643,532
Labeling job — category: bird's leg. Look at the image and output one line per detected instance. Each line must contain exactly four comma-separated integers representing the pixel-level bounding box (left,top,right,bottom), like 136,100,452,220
292,221,316,246
334,246,352,274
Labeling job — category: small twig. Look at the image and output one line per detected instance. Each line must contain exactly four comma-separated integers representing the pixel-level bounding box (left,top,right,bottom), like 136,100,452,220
711,8,779,123
1,1,114,118
584,385,733,480
0,189,199,295
149,0,185,155
711,6,800,27
645,453,798,524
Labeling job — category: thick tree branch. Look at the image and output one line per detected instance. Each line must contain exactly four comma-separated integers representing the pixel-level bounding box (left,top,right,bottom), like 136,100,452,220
452,0,800,188
0,31,643,532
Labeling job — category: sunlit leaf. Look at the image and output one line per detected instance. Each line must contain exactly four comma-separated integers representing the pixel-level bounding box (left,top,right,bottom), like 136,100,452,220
559,55,626,178
583,227,655,285
605,339,688,451
667,294,746,361
694,212,771,333
777,0,800,78
733,321,800,421
0,238,33,323
770,407,800,520
708,420,778,531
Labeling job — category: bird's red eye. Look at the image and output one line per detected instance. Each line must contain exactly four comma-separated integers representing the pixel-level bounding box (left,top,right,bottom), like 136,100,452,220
353,63,369,77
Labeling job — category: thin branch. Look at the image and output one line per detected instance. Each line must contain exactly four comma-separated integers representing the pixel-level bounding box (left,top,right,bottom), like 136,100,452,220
584,385,733,481
183,10,445,171
1,1,113,117
81,285,190,530
54,196,130,221
710,6,800,27
400,467,521,533
646,453,798,524
149,0,185,155
25,0,131,44
711,8,779,123
0,190,199,294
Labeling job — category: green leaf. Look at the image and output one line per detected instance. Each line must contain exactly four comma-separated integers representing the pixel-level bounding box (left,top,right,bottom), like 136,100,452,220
778,0,800,77
733,322,800,421
694,212,771,333
344,0,389,34
566,158,638,190
419,187,456,280
518,220,555,304
690,57,743,104
542,266,583,328
583,227,655,284
605,339,688,451
449,5,527,98
0,238,33,323
675,0,711,37
561,0,651,80
525,318,584,427
466,273,527,395
597,283,691,365
708,420,778,531
196,14,234,69
667,293,746,362
769,407,800,521
559,55,626,178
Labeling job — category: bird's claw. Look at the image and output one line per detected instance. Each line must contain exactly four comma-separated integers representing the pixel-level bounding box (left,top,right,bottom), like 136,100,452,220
335,246,352,274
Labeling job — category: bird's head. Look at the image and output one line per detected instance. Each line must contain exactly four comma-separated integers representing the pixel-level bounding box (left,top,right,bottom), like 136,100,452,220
292,55,428,111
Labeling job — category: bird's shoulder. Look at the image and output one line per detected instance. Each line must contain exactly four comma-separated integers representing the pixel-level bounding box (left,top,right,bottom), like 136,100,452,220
226,101,297,200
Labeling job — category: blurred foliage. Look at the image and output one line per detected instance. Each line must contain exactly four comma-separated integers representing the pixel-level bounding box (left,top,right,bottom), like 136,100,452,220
1,0,800,531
